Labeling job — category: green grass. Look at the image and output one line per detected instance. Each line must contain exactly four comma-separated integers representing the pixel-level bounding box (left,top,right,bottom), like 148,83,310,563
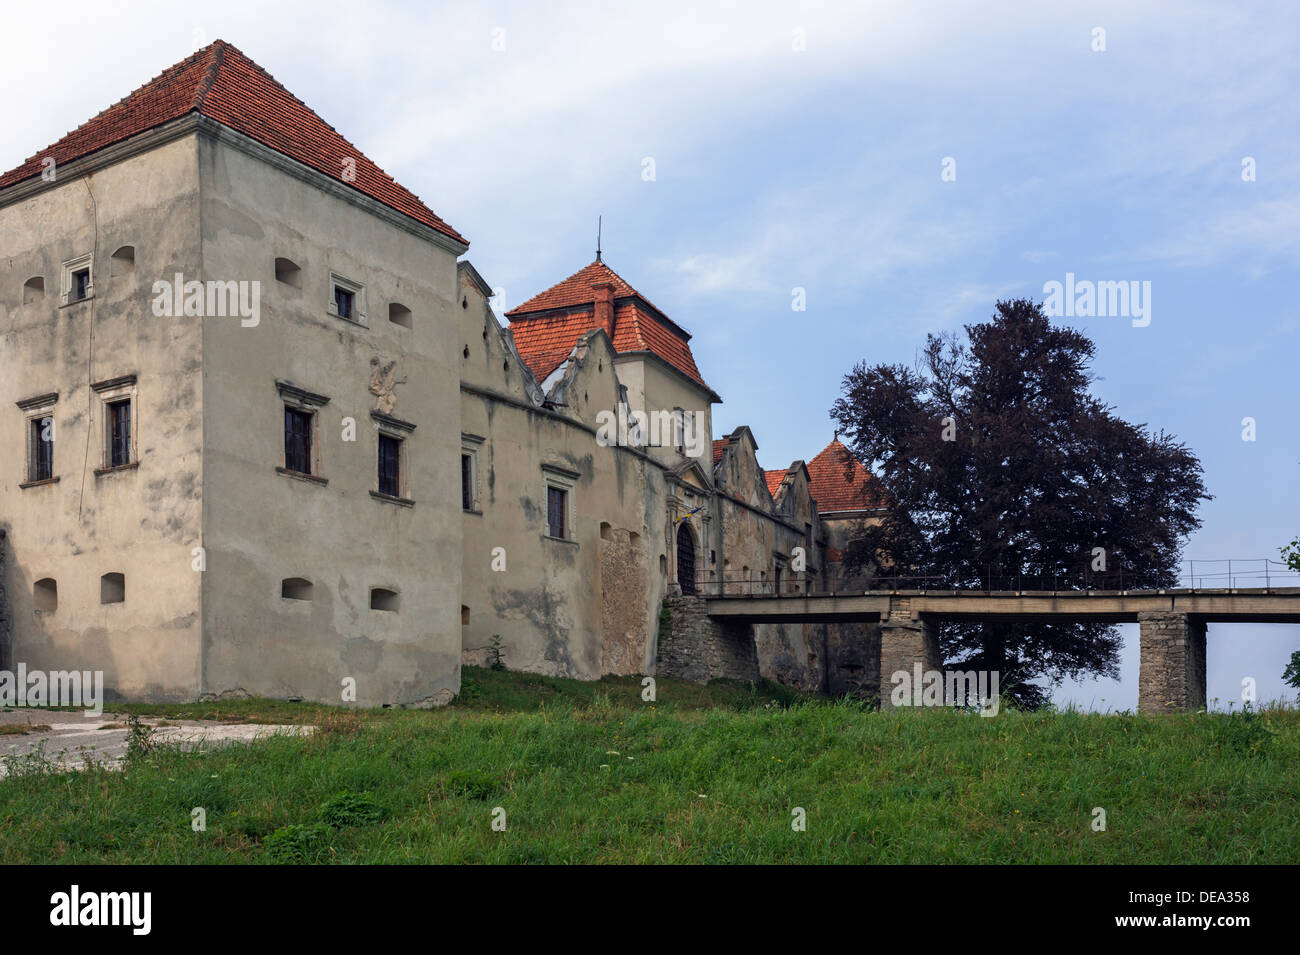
1,668,1296,863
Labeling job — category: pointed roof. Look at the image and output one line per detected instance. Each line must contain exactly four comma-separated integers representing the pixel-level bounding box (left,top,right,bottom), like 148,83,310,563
806,439,887,513
0,40,466,245
506,259,716,397
764,469,787,500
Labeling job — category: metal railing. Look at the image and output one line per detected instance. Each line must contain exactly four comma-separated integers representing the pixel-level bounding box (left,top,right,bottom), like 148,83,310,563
691,558,1300,599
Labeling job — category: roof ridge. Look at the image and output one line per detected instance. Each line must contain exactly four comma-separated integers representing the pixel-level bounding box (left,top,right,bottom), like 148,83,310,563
192,39,226,111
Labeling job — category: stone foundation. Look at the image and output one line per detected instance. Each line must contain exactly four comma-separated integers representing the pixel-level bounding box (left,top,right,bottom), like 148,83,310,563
1137,611,1207,713
879,600,940,709
657,595,759,684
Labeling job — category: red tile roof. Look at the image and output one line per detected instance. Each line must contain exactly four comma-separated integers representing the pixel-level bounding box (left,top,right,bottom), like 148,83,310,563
807,439,886,513
764,469,786,500
712,438,729,466
0,40,466,245
506,259,715,394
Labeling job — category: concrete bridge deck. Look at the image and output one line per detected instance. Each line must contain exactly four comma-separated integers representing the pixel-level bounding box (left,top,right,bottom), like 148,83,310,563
658,588,1300,713
704,587,1300,624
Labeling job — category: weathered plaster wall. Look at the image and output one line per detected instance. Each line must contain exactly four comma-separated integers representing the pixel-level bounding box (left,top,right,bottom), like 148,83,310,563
196,132,463,706
458,277,668,679
0,136,205,700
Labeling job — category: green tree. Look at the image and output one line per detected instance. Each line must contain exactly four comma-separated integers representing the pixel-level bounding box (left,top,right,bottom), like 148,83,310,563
831,299,1211,708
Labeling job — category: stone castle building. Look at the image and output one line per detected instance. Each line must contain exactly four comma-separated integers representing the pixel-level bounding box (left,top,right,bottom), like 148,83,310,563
0,41,886,706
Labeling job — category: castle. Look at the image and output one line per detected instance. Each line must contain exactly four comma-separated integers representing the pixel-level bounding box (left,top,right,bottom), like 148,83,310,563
0,41,885,706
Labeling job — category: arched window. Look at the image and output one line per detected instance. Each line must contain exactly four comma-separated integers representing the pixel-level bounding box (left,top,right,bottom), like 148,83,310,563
281,577,313,600
34,578,57,612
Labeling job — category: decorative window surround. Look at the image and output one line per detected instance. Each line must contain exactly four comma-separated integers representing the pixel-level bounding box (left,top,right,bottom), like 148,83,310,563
371,411,414,504
542,464,579,542
328,272,367,326
18,392,58,487
276,379,329,480
60,252,94,306
461,433,484,512
91,374,138,474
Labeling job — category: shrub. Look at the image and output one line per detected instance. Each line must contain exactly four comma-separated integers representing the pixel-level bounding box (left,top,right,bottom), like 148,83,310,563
320,791,387,828
263,823,332,863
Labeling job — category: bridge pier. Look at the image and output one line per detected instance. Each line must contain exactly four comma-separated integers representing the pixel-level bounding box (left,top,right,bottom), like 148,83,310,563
879,602,941,709
1137,611,1206,713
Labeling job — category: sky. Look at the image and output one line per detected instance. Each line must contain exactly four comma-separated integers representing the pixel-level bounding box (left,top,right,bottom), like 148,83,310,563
3,0,1296,709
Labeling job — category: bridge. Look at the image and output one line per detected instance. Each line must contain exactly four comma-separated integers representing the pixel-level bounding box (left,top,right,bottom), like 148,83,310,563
660,580,1300,713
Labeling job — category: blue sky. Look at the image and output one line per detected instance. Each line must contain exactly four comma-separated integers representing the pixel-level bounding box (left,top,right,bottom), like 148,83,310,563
4,0,1296,708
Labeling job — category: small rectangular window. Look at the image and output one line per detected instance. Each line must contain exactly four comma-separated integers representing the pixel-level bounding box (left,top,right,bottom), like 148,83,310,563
461,454,474,510
73,269,91,301
284,407,313,474
334,286,354,320
29,416,53,481
108,400,131,468
547,485,567,539
378,433,401,497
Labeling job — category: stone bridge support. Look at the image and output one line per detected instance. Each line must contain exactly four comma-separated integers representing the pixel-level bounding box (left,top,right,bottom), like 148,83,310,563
879,600,941,709
1137,611,1206,713
657,595,760,684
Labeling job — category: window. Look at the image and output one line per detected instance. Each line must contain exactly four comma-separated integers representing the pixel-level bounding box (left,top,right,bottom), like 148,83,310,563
23,276,44,304
378,433,401,497
461,434,483,512
60,253,93,306
100,573,125,604
276,380,330,480
91,375,137,473
281,578,313,600
547,486,567,539
107,400,131,468
34,578,57,613
28,416,53,482
370,588,400,612
285,408,314,474
328,272,366,325
274,257,302,288
542,466,577,539
389,303,412,328
110,246,135,277
334,286,354,319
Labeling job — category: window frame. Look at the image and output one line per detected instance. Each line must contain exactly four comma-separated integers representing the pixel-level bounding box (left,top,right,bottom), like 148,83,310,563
461,434,484,513
17,392,58,487
91,375,138,474
327,272,367,327
275,380,330,483
60,252,94,306
370,411,416,505
541,465,578,542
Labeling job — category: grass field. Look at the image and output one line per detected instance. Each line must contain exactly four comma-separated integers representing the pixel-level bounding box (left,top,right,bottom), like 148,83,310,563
1,667,1296,864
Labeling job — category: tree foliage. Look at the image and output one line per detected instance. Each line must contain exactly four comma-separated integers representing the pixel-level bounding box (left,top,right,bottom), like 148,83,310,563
830,299,1211,708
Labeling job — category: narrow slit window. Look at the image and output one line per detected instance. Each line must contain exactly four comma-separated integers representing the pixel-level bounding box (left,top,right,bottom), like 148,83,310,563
284,407,314,474
378,433,401,497
461,454,473,510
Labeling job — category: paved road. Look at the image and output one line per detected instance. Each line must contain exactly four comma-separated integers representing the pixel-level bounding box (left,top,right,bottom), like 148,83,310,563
0,709,311,777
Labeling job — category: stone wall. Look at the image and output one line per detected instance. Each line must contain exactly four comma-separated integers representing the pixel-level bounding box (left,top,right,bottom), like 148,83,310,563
657,594,759,684
0,528,10,671
1137,611,1207,713
879,599,941,709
